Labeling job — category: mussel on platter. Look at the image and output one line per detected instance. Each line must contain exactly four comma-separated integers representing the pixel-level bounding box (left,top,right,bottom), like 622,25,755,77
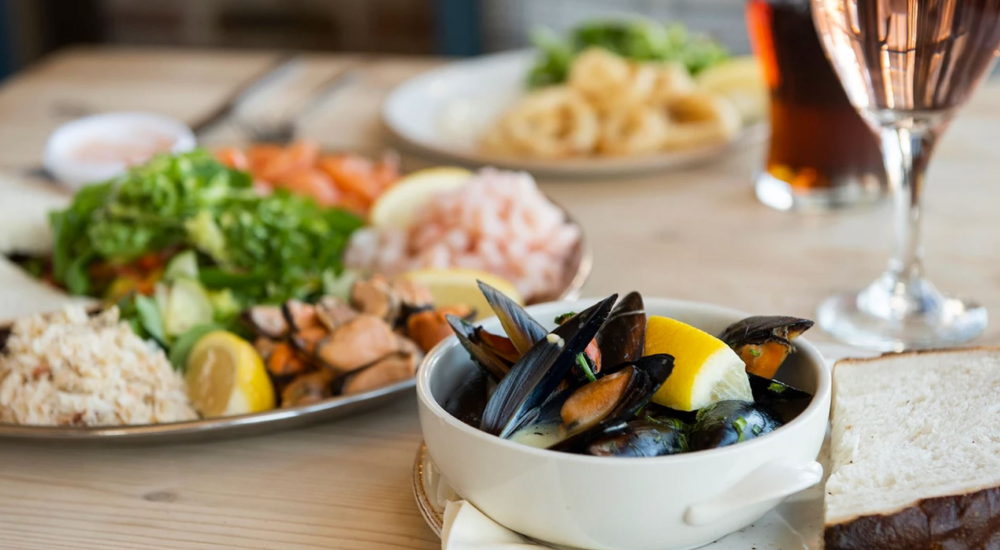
444,284,817,458
245,275,463,408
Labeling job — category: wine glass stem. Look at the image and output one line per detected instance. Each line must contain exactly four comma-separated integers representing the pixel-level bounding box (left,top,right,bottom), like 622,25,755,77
865,124,939,319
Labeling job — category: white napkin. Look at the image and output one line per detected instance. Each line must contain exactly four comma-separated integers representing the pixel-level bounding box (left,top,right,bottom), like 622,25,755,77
442,500,538,550
437,343,875,550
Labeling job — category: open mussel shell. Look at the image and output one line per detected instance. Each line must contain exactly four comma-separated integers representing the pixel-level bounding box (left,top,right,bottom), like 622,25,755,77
587,417,688,458
718,316,814,379
548,353,675,453
447,315,511,382
688,400,782,451
243,305,289,339
597,291,646,368
748,374,812,423
478,281,548,355
480,294,618,439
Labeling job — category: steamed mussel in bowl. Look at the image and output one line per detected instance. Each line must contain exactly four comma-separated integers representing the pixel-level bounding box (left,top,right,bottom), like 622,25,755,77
442,283,815,458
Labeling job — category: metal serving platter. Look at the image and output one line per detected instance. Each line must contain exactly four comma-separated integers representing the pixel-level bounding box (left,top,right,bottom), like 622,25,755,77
0,222,591,445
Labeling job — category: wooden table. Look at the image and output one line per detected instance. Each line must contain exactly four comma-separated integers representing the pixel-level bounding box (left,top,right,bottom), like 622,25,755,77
0,46,998,549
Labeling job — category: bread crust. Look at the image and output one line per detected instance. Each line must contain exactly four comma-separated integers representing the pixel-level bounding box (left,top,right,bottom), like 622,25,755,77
833,346,1000,368
825,485,1000,550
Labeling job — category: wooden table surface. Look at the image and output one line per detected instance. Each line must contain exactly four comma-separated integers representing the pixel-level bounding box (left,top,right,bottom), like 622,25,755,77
0,46,999,549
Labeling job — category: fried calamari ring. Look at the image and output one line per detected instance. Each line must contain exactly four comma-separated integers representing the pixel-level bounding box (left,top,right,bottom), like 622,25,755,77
646,62,697,106
598,105,669,156
660,93,742,151
568,48,657,112
483,86,599,158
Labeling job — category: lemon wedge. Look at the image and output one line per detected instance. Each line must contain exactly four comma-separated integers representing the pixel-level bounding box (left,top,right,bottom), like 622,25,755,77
400,268,523,321
643,316,751,411
369,166,472,229
696,56,768,125
185,331,275,417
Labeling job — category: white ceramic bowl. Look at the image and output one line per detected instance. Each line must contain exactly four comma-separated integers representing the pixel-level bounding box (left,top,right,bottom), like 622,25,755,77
44,112,196,189
417,298,831,550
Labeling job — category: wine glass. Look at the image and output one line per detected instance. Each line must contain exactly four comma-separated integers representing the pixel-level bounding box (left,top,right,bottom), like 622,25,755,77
811,0,1000,350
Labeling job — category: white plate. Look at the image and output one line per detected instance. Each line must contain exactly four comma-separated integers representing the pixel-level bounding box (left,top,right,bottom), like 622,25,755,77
412,442,825,549
382,50,766,178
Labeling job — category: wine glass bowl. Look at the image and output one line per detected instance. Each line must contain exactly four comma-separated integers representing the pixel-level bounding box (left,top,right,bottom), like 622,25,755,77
811,0,1000,350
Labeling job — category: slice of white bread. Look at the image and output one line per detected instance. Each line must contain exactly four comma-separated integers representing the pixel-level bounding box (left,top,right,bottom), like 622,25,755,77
825,348,1000,550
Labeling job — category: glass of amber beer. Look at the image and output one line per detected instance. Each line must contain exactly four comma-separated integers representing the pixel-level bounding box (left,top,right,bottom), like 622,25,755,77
746,0,885,211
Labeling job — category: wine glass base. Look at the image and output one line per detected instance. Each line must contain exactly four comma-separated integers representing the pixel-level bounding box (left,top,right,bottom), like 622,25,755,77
817,291,988,352
754,172,883,212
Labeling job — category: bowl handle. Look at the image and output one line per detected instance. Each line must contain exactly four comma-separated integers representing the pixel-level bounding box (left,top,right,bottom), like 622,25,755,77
683,459,823,527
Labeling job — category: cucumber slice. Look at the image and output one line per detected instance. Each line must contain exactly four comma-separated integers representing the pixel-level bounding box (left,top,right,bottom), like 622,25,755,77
163,278,214,338
164,250,199,282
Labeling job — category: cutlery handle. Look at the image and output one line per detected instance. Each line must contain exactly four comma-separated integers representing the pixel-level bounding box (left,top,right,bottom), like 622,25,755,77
683,459,823,526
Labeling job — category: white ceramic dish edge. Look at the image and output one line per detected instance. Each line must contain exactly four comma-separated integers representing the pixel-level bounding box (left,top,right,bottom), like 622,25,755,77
382,50,767,179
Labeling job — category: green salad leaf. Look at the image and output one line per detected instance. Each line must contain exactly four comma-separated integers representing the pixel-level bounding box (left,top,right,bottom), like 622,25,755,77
49,150,365,308
527,20,729,89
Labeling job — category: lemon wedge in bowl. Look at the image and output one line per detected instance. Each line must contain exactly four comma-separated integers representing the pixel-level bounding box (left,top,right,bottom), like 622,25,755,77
185,331,275,417
400,268,523,321
369,166,472,229
643,316,752,411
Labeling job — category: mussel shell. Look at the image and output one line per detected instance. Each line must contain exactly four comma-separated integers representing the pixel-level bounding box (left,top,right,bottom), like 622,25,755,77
689,400,782,451
447,315,511,382
718,316,814,348
242,305,289,339
479,281,548,355
748,374,812,423
587,417,688,458
548,353,674,452
442,369,492,428
481,295,618,438
597,292,646,368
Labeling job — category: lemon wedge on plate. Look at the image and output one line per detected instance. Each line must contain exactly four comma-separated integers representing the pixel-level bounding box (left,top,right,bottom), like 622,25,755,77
643,316,751,411
696,56,768,125
185,331,275,417
369,166,472,229
400,268,523,321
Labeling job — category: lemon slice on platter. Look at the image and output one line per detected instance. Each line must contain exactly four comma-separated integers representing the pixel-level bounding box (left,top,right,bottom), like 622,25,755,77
696,56,768,125
369,166,472,229
643,316,752,411
185,331,275,418
400,268,523,321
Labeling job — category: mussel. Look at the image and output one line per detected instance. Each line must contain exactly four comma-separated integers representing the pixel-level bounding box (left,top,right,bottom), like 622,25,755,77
480,295,618,438
597,291,646,368
443,369,493,428
550,354,675,452
587,416,688,457
748,374,812,423
478,281,548,355
447,315,513,382
243,305,289,339
689,400,781,451
719,316,814,379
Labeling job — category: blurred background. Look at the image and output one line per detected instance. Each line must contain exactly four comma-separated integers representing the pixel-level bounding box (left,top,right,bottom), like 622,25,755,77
0,0,749,78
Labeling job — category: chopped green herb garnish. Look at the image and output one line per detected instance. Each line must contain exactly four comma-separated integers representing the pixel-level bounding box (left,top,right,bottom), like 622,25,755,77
554,311,577,324
576,352,597,382
748,347,762,358
732,416,748,442
767,381,787,394
751,424,764,436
